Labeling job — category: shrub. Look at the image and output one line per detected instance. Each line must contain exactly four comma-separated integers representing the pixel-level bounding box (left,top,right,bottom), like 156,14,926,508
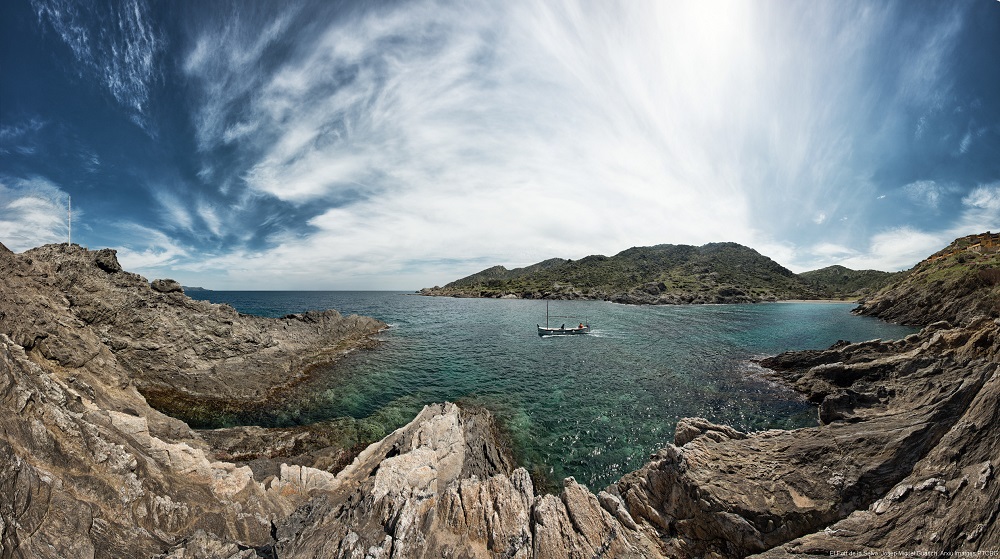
978,268,1000,286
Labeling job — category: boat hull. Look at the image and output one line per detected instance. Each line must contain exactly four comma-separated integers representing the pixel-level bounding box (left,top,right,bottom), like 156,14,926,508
537,325,590,336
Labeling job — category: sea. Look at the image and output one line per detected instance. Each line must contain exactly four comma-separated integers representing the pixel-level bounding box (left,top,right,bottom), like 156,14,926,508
187,291,917,489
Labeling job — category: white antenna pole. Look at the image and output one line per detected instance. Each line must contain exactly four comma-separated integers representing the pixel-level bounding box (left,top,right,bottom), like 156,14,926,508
68,196,72,246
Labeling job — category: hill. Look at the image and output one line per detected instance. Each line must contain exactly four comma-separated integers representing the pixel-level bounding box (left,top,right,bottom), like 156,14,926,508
854,232,1000,326
421,242,892,304
798,265,902,299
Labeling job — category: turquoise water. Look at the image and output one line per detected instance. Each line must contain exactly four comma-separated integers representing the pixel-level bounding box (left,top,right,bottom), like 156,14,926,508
188,292,917,489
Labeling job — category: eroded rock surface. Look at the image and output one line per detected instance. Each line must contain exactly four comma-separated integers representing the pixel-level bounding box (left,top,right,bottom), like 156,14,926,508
0,243,386,556
1,243,386,422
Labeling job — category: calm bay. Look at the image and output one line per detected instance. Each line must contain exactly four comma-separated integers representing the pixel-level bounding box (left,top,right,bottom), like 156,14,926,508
187,291,917,488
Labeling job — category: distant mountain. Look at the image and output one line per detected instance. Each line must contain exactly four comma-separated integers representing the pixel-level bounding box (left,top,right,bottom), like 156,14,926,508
854,232,1000,326
182,286,212,292
798,265,902,299
421,242,891,304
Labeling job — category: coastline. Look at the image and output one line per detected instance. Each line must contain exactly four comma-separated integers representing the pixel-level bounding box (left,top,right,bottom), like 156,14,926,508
418,289,861,305
2,241,998,557
771,298,858,304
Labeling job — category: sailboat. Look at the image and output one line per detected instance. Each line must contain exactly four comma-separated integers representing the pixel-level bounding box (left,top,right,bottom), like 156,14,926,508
537,300,590,336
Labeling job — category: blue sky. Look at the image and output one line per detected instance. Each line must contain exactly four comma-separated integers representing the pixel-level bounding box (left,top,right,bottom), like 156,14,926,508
1,0,998,289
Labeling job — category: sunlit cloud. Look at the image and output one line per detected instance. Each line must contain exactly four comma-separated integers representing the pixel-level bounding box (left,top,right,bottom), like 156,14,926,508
0,176,72,251
4,0,997,287
113,223,189,271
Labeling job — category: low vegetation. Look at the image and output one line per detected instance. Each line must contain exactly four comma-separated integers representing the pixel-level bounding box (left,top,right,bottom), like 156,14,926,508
421,242,897,304
855,232,1000,326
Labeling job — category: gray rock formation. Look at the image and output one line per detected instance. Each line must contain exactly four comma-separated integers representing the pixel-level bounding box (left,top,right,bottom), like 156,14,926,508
151,278,184,293
0,242,387,556
1,243,386,422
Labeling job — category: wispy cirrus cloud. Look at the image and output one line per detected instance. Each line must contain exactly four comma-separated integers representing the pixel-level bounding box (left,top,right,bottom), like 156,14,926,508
31,0,162,129
154,0,990,287
0,118,47,156
113,223,189,271
902,180,952,210
8,0,992,288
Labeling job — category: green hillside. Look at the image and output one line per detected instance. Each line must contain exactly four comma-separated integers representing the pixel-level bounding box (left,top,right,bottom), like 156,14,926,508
421,242,888,304
854,232,1000,326
798,265,903,299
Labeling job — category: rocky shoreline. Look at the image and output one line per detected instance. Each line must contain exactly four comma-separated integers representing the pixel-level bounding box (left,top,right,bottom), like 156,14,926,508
2,241,998,557
419,284,790,305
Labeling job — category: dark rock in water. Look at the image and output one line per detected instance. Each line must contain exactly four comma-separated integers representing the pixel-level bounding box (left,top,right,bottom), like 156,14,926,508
151,278,183,293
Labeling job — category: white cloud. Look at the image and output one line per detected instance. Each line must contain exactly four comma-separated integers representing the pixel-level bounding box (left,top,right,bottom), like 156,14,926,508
902,180,948,209
838,227,948,271
0,118,46,156
153,190,194,232
195,201,223,238
0,176,72,251
114,223,189,271
31,0,162,128
155,0,981,288
963,183,1000,212
958,131,972,153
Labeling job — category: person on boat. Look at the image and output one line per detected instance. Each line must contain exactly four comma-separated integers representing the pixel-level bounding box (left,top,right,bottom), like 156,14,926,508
578,323,584,329
561,323,565,330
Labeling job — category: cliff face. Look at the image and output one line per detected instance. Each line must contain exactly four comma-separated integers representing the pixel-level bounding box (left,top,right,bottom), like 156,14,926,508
854,233,1000,327
2,240,998,558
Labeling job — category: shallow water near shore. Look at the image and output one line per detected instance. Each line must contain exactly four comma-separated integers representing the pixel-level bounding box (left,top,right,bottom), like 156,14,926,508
188,291,917,489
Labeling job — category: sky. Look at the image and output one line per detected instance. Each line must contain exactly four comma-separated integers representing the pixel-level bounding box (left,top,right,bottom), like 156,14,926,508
1,0,998,290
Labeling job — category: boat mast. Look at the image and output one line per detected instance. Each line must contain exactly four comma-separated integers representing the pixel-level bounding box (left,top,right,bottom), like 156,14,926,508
68,195,72,246
546,300,549,328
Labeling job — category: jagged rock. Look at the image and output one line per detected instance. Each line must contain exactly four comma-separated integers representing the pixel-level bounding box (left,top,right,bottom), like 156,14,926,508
151,278,184,293
674,417,747,446
0,243,387,557
94,248,122,273
0,243,386,422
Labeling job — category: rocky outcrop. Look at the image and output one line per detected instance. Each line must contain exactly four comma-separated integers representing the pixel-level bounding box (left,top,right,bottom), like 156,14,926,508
854,233,1000,327
1,243,386,422
0,331,337,557
751,318,1000,555
0,242,387,556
